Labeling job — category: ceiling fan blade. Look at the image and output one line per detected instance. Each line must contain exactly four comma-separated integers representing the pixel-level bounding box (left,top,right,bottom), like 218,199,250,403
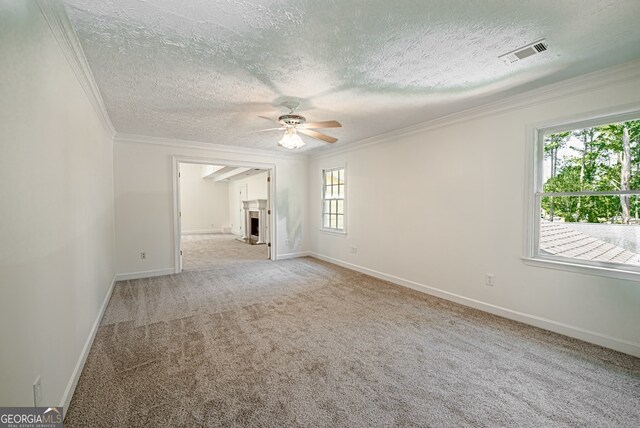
303,120,342,129
298,128,337,143
258,115,278,123
255,127,285,132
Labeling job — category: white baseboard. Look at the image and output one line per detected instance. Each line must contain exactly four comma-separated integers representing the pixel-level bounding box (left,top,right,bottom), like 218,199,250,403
181,228,223,235
277,251,310,260
60,275,116,414
115,268,175,281
309,252,640,358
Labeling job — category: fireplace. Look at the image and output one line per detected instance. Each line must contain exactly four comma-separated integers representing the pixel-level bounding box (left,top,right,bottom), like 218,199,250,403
250,212,259,242
241,199,267,245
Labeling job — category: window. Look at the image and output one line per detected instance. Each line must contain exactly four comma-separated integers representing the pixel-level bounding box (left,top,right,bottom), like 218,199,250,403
528,110,640,278
322,167,345,232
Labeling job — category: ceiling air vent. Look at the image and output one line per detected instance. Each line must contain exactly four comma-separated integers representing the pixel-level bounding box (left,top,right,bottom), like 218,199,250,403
499,39,548,65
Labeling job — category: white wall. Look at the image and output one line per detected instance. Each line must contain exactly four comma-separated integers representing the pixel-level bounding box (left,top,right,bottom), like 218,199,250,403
228,171,269,235
308,63,640,356
0,2,115,407
114,142,308,276
179,163,230,234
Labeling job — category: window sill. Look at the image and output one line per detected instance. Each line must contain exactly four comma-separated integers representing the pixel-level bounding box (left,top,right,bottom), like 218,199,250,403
319,228,347,237
522,256,640,282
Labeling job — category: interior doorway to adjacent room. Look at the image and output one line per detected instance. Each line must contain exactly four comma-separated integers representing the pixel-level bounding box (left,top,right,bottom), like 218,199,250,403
173,159,274,272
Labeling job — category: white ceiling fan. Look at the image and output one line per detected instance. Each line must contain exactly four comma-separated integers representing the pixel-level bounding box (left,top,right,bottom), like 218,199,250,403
258,102,342,149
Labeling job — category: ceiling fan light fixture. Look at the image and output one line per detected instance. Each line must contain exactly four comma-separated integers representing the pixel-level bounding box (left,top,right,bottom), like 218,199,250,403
278,127,305,149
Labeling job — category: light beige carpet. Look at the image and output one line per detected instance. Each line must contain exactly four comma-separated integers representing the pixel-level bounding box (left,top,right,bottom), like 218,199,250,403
64,257,640,427
181,234,268,271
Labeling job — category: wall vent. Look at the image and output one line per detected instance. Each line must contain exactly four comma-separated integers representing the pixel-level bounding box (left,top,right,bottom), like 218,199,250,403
499,39,548,65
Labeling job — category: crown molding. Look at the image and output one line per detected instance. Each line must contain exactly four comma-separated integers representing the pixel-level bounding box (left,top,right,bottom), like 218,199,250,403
311,59,640,160
114,133,308,161
36,0,116,137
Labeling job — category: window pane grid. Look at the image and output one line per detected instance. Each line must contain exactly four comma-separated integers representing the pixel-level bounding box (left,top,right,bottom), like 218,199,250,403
322,168,345,231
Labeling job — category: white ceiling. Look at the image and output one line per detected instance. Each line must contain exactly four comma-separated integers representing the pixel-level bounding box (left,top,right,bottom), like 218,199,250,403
62,0,640,154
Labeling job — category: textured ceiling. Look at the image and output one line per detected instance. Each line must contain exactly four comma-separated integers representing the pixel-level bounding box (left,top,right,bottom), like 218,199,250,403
62,0,640,154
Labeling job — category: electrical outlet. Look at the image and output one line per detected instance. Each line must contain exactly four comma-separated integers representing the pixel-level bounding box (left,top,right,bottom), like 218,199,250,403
140,252,146,260
485,273,495,286
33,376,42,407
350,246,357,254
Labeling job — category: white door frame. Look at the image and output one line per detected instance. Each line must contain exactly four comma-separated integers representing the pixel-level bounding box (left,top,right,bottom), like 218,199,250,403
238,184,248,238
172,155,277,273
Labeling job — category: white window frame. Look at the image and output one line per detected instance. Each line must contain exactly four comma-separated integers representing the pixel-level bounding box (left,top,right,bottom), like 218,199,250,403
320,165,347,235
523,105,640,282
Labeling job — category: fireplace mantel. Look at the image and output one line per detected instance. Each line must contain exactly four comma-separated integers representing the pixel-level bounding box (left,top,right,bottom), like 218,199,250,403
242,199,267,211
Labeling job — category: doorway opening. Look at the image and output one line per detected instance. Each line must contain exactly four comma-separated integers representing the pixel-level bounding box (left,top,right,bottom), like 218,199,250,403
173,157,275,272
